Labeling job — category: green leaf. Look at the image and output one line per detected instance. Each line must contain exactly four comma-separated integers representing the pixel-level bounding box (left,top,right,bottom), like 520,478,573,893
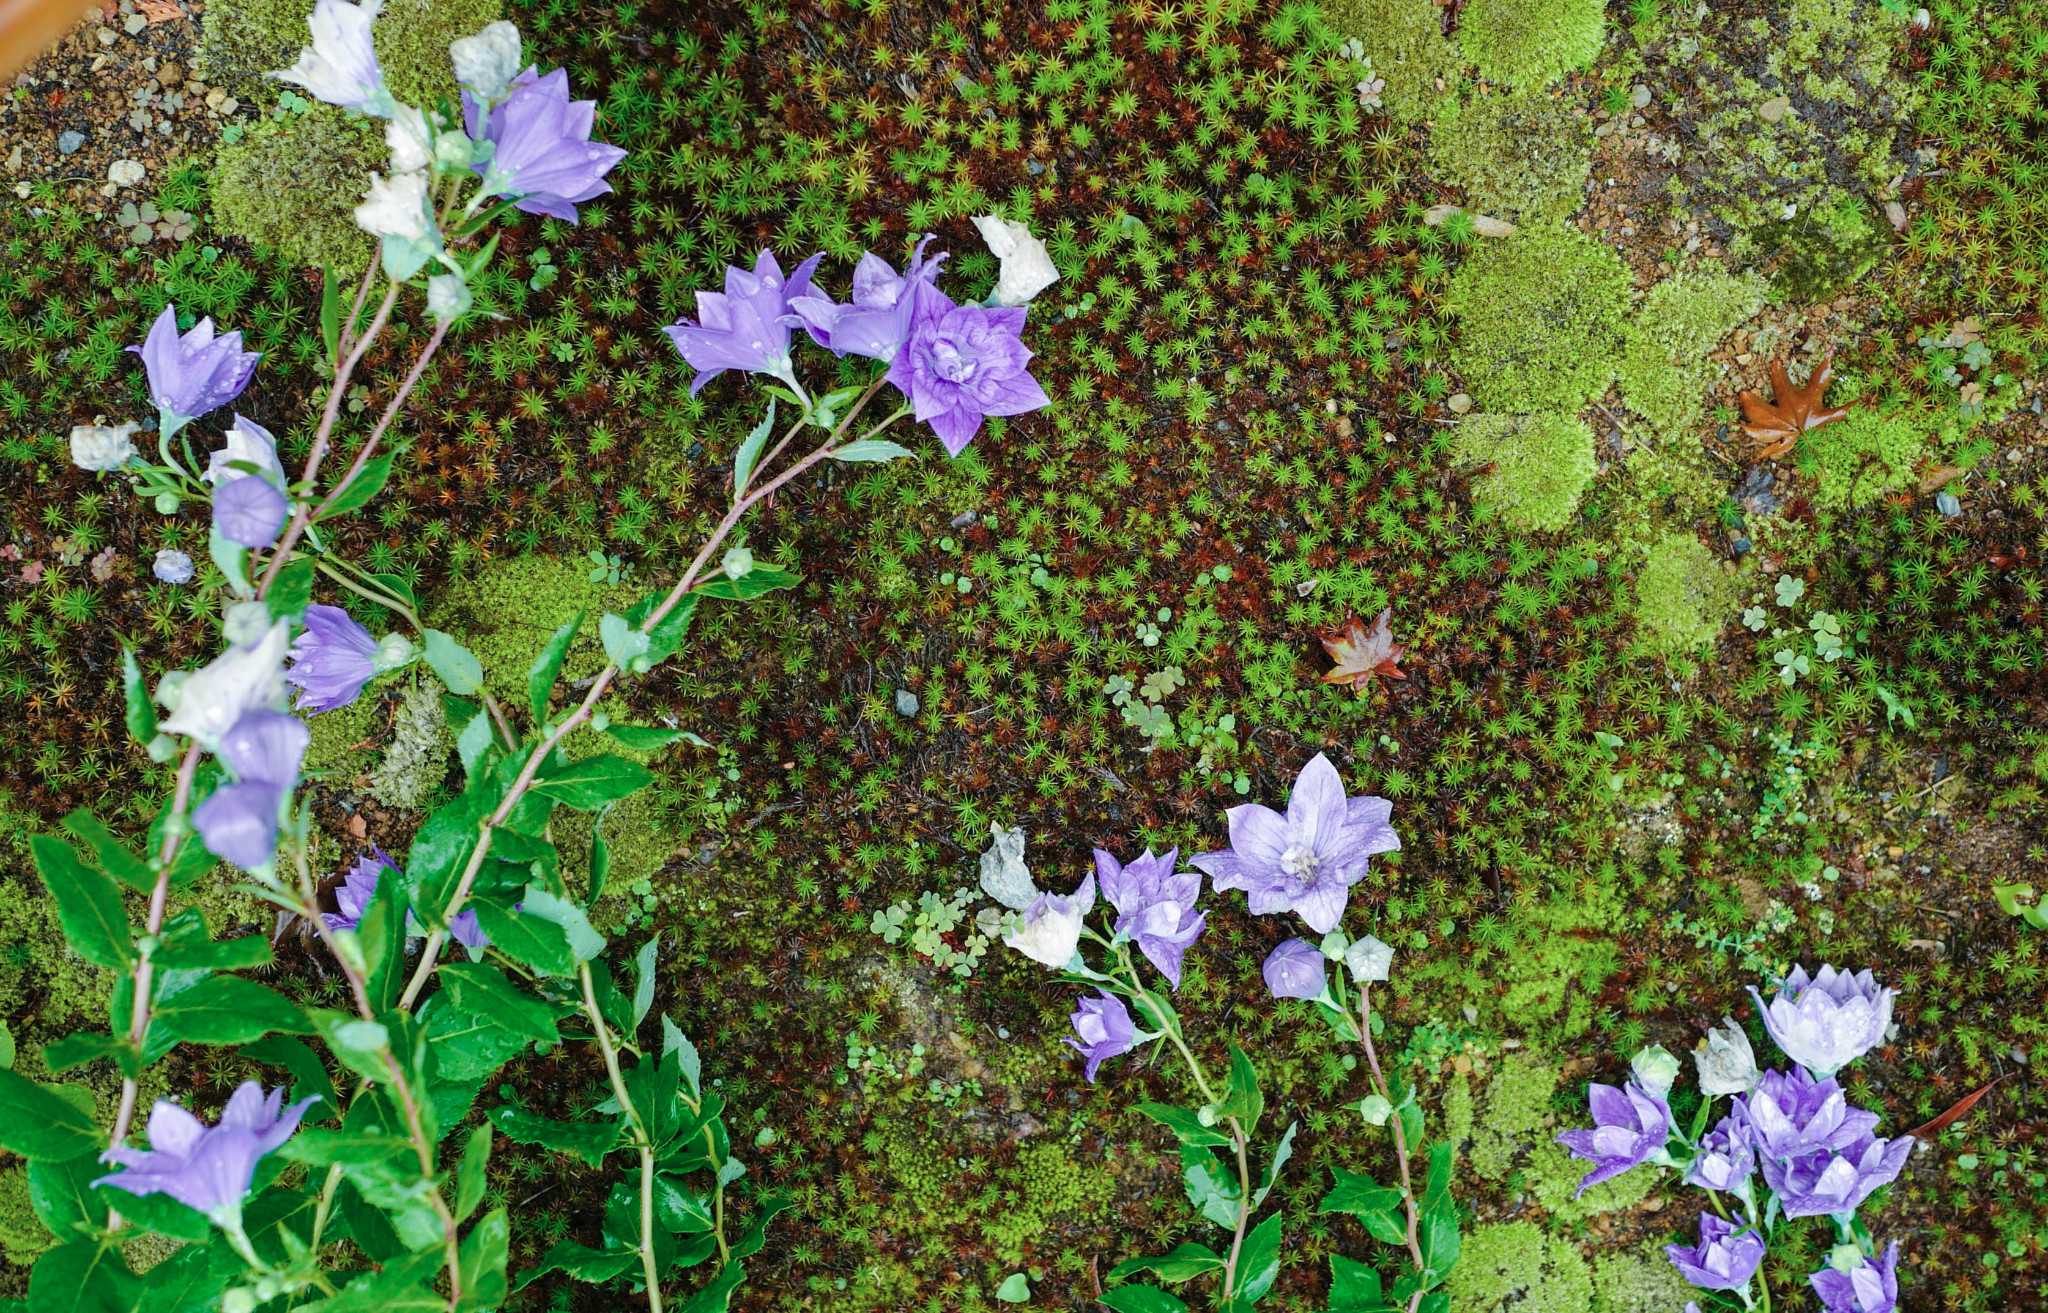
532,754,654,810
727,1192,793,1260
1236,1211,1284,1303
1423,1140,1454,1212
320,265,341,364
27,1242,140,1313
602,723,686,750
620,588,699,673
829,439,915,462
1419,1197,1460,1276
149,976,310,1048
368,572,418,612
994,1273,1030,1303
43,1034,136,1079
58,811,150,896
517,885,608,962
437,963,562,1044
1215,1043,1263,1137
665,1017,702,1097
1325,1255,1393,1313
307,1010,394,1086
155,909,271,972
96,1184,211,1245
1396,1091,1424,1150
27,1154,100,1241
526,613,583,722
1135,1102,1231,1148
598,611,652,674
487,1106,621,1167
471,898,575,977
454,708,494,780
677,1263,745,1313
1099,1287,1187,1313
30,836,133,970
630,935,659,1028
456,1123,491,1224
316,454,394,521
1320,1168,1406,1245
652,1173,714,1233
1251,1120,1297,1209
208,524,250,598
120,651,155,747
693,566,802,601
456,1206,509,1311
421,630,485,697
266,555,317,624
358,848,408,1014
587,817,611,909
1180,1145,1241,1229
239,1035,339,1118
1105,1243,1225,1284
732,398,775,497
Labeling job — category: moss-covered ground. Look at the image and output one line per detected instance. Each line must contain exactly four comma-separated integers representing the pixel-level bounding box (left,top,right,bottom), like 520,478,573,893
2,0,2048,1308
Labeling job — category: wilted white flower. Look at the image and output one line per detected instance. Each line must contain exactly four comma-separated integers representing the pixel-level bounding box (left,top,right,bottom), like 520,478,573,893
153,549,195,584
1344,934,1394,983
1002,873,1094,968
385,104,433,173
159,621,291,750
354,171,433,242
971,214,1060,307
425,273,472,326
449,20,523,105
1694,1016,1761,1096
70,421,140,472
270,0,394,116
203,415,287,489
1630,1044,1681,1099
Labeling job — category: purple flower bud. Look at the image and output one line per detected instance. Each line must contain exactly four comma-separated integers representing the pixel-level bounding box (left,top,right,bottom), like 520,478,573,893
1663,1212,1766,1292
93,1081,317,1223
287,604,379,713
1556,1080,1674,1197
884,280,1051,456
1810,1241,1901,1313
463,66,626,223
153,549,195,584
664,249,825,397
1749,964,1894,1079
1737,1066,1878,1164
1262,938,1327,1000
1760,1133,1914,1219
784,237,947,363
1192,753,1400,935
1682,1114,1756,1194
1095,846,1205,989
1064,990,1136,1083
128,305,260,438
213,475,288,549
192,709,308,869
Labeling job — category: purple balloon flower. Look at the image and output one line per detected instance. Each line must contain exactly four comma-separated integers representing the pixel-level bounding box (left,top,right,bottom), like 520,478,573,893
128,304,261,437
784,236,947,363
464,66,626,223
287,604,379,713
1190,753,1400,935
214,475,289,549
1065,990,1136,1083
1682,1113,1757,1194
1262,938,1327,1001
664,249,825,397
1737,1065,1878,1164
1762,1132,1914,1219
884,280,1051,456
1095,846,1206,989
269,0,390,115
1664,1212,1766,1292
1556,1080,1674,1197
94,1081,317,1222
192,709,309,869
1810,1241,1901,1313
1748,964,1895,1079
322,847,489,948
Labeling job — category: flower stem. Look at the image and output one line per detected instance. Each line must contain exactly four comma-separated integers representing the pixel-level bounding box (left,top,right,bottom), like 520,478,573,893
577,962,666,1313
1350,977,1427,1313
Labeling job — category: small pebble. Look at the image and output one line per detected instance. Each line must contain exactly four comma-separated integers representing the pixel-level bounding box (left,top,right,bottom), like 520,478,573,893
1630,83,1651,108
57,130,86,155
96,27,117,44
948,509,978,529
893,689,919,717
1936,491,1960,516
123,12,147,33
107,158,146,187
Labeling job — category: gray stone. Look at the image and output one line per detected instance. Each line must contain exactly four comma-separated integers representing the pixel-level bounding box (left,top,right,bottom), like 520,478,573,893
978,824,1038,911
893,688,919,717
1631,83,1651,108
948,509,978,529
56,130,86,155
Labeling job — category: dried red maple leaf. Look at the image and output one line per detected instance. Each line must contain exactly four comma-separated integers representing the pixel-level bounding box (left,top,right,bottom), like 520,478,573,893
1737,352,1850,460
137,0,185,23
1318,606,1407,693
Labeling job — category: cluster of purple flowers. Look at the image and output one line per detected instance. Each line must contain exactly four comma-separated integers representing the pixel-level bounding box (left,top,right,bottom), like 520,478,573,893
1557,965,1909,1313
665,239,1052,456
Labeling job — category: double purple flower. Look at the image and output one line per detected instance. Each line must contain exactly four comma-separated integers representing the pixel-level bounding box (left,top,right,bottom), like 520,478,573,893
1682,1114,1757,1195
1556,1080,1674,1196
94,1081,317,1224
128,304,260,439
1810,1241,1900,1313
1095,847,1205,989
1749,964,1894,1079
786,236,946,363
1192,753,1400,935
884,279,1050,457
465,66,626,223
1737,1067,1911,1218
1065,991,1136,1083
665,249,825,397
1664,1212,1766,1292
1262,938,1327,1000
288,605,380,713
328,848,488,950
192,709,309,869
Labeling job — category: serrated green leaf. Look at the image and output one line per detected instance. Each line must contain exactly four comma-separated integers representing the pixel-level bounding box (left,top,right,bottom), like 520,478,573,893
0,1070,100,1161
1135,1101,1231,1148
121,650,156,747
455,1123,491,1224
510,1240,639,1290
239,1035,339,1118
631,935,659,1028
732,398,775,497
488,1106,621,1166
456,1206,508,1310
266,555,317,624
58,810,150,896
693,566,802,601
1216,1043,1263,1137
532,754,654,810
526,613,583,722
1180,1144,1241,1229
1105,1243,1225,1284
1099,1286,1187,1313
1326,1254,1393,1312
315,454,393,521
1236,1211,1284,1303
1423,1140,1454,1212
602,723,686,750
149,976,311,1049
829,439,915,463
437,963,563,1044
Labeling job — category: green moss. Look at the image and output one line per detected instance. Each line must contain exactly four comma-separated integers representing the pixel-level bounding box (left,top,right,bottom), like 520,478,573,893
0,1168,51,1268
1617,271,1768,439
1795,405,1928,510
1528,1135,1658,1221
1487,887,1626,1041
1319,0,1458,121
1447,226,1631,414
197,0,501,104
1747,191,1892,303
210,106,380,277
1430,91,1594,224
1592,1243,1699,1313
1452,411,1597,533
1447,1220,1594,1312
1442,1067,1476,1156
1468,1049,1558,1180
373,0,505,108
1633,532,1735,655
1458,0,1604,89
885,1133,1113,1266
303,689,384,780
0,878,112,1041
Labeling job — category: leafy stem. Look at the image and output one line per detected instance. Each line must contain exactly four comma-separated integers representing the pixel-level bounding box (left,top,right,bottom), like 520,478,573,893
1349,975,1426,1313
577,962,667,1313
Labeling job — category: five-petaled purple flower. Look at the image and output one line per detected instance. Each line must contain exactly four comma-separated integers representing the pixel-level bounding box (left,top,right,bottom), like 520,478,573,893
1664,1212,1766,1292
1682,1114,1757,1195
128,304,261,439
192,709,309,869
464,66,626,223
664,249,824,396
884,280,1051,456
94,1081,317,1224
1737,1066,1878,1164
1261,938,1327,1001
1749,964,1894,1079
1761,1131,1913,1219
785,236,946,363
1065,990,1136,1083
288,604,379,713
1191,753,1399,935
213,474,289,549
1810,1241,1901,1313
1557,1080,1674,1197
1095,846,1205,989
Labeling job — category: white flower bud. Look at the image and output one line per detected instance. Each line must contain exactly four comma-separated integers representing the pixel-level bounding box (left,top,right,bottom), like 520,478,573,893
1630,1044,1681,1099
354,170,433,242
70,421,139,472
449,20,522,105
721,546,755,581
1345,934,1395,983
971,214,1060,306
426,273,472,325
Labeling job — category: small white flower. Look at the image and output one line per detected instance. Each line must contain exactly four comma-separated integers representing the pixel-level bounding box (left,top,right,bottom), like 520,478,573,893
449,20,523,105
354,170,433,242
386,103,433,173
971,214,1060,307
425,273,472,326
69,421,140,472
1344,934,1395,983
270,0,393,116
204,416,287,489
159,621,291,750
721,546,754,580
1002,874,1094,969
153,549,195,584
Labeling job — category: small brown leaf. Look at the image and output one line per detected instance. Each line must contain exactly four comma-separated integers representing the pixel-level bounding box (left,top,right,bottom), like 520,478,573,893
137,0,186,23
1905,1075,2005,1141
1917,465,1963,493
89,546,118,583
1318,606,1407,694
1737,352,1851,461
19,561,43,584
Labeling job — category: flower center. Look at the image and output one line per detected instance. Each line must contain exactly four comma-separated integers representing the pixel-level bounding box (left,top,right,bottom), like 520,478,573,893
1279,844,1319,878
931,338,977,384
